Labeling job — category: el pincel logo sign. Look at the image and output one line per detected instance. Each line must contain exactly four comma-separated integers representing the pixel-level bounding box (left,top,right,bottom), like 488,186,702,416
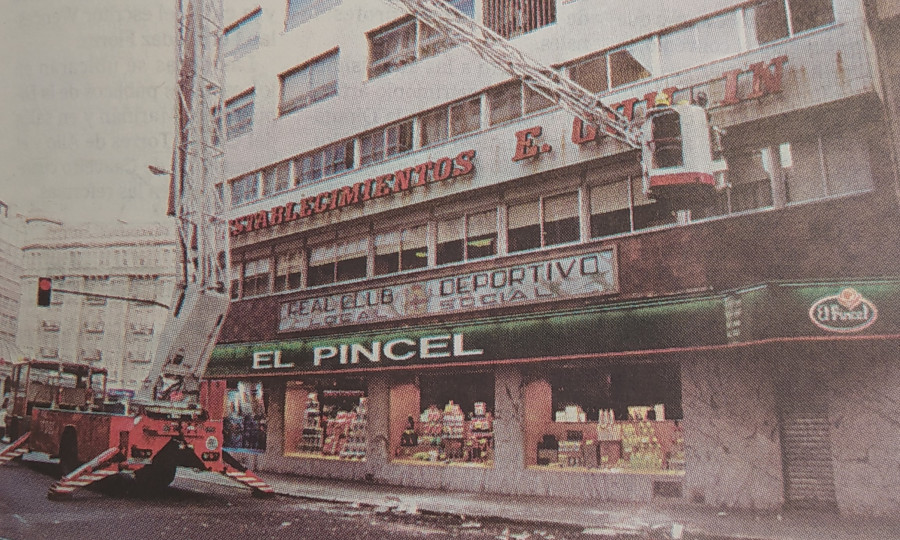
809,288,878,333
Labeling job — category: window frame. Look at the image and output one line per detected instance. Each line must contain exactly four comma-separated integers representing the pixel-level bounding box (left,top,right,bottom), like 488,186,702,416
279,49,340,116
223,9,261,61
225,89,255,140
286,0,342,31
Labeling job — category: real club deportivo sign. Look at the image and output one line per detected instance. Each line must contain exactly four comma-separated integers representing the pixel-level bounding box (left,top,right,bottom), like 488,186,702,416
809,288,878,333
279,248,617,331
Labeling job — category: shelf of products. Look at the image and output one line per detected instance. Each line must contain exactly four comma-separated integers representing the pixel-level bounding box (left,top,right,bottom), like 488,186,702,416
536,405,681,472
299,392,324,453
396,401,494,465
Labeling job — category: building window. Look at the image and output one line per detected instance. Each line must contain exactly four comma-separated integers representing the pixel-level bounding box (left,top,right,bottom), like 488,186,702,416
368,1,474,79
225,90,255,140
567,37,656,93
285,378,366,458
230,173,259,206
360,120,414,166
40,347,59,359
274,250,303,292
724,149,775,213
374,225,428,275
308,238,367,287
744,0,835,47
631,178,675,230
508,192,579,253
262,161,291,196
230,265,241,300
419,96,481,147
484,0,556,39
660,12,742,75
295,140,355,186
286,0,341,31
590,180,632,239
437,210,498,265
279,50,340,115
242,258,271,297
223,9,261,61
81,349,103,362
83,320,104,334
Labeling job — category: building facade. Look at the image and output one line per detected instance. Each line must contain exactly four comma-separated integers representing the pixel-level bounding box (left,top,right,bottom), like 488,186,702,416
17,220,178,393
209,0,900,515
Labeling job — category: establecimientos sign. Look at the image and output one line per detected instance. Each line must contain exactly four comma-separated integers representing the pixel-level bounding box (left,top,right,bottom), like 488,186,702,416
279,248,617,332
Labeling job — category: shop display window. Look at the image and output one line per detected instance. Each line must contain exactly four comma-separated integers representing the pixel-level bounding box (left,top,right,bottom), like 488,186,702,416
392,372,495,466
223,381,268,452
527,363,684,473
284,378,368,460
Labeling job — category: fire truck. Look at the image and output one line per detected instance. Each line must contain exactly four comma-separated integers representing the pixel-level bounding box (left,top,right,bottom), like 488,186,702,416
0,0,274,500
1,0,724,501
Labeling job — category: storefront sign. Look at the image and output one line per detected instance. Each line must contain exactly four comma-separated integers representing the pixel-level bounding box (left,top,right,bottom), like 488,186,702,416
809,288,878,333
279,248,617,332
248,333,483,371
230,150,476,236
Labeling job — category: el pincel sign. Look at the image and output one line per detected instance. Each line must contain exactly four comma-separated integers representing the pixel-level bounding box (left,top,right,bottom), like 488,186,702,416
809,288,878,333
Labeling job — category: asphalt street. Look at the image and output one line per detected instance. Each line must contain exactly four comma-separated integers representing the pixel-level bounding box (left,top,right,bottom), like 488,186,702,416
0,461,588,540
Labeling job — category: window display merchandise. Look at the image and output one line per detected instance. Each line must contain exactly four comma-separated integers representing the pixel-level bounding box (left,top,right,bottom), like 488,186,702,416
285,382,368,460
396,400,494,465
223,381,267,451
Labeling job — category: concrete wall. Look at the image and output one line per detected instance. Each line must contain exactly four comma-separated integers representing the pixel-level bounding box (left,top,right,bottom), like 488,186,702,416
682,350,784,509
828,343,900,517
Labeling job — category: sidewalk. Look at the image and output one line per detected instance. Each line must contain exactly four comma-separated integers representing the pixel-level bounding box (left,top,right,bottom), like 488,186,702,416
177,468,900,540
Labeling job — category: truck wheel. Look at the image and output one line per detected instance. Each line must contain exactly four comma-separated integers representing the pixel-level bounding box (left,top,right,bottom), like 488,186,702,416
59,427,81,476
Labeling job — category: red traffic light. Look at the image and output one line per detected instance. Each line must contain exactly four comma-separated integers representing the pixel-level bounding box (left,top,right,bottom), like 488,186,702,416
37,277,52,306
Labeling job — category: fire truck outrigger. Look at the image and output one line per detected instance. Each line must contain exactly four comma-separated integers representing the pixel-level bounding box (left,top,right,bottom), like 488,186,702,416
0,0,274,500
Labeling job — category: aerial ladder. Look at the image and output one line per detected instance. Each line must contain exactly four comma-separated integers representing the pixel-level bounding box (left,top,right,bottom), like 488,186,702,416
1,0,273,500
385,0,727,220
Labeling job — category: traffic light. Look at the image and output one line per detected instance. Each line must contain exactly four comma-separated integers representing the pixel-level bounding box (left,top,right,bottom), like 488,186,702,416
37,277,52,306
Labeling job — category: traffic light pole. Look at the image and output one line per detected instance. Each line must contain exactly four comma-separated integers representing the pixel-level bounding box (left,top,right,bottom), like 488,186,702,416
39,288,171,309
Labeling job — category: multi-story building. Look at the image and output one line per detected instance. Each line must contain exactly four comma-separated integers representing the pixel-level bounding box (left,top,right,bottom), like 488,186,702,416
0,201,25,388
17,219,178,393
207,0,900,515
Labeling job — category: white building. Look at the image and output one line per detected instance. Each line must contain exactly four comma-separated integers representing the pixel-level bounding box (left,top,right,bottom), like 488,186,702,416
17,219,178,392
205,0,900,516
0,201,24,346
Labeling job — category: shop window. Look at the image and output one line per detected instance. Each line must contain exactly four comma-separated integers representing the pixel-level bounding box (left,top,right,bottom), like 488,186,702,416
242,257,271,297
308,238,367,286
660,12,742,75
274,250,303,292
631,178,675,230
484,0,556,39
223,381,267,451
360,120,414,166
223,9,260,61
286,0,341,31
230,173,259,206
295,140,355,186
508,192,579,253
590,180,632,238
262,161,291,196
394,372,494,465
436,210,497,265
529,363,683,472
279,50,340,115
374,225,428,275
225,90,254,140
284,379,368,460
